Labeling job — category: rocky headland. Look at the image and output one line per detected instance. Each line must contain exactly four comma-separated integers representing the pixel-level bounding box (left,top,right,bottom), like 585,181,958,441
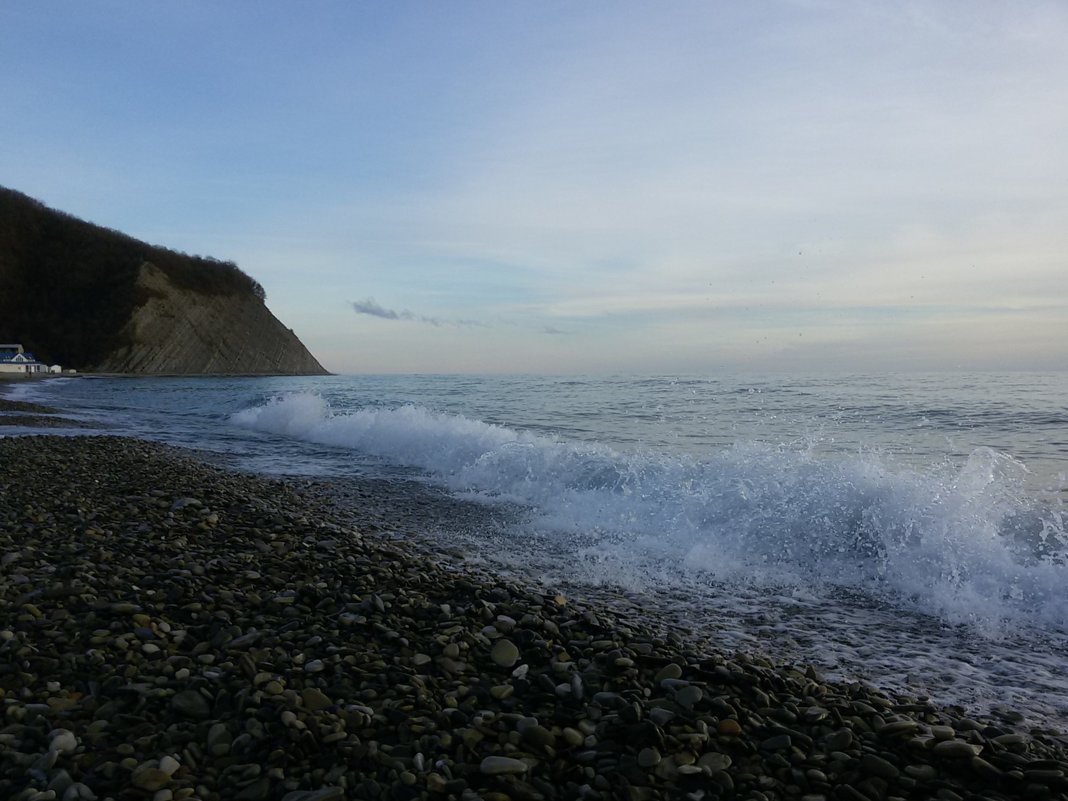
0,186,327,375
2,434,1067,801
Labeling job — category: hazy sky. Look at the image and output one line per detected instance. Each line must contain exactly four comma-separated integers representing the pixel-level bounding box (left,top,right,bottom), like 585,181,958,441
2,2,1066,374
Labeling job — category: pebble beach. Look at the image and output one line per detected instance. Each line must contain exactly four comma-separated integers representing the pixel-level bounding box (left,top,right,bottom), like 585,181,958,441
2,432,1068,801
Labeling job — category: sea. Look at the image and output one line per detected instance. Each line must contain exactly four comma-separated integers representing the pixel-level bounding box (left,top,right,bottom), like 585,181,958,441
3,372,1067,733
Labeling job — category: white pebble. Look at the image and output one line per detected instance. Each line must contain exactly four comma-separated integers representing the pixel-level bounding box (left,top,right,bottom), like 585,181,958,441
49,728,79,755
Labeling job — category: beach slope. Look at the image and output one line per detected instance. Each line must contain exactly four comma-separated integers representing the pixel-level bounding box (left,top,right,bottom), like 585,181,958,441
1,436,1065,801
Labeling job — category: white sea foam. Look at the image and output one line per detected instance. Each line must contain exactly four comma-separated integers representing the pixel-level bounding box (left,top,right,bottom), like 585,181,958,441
232,392,1068,635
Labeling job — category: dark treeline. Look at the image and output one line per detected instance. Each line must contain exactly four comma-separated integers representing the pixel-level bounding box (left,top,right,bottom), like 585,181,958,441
0,187,265,368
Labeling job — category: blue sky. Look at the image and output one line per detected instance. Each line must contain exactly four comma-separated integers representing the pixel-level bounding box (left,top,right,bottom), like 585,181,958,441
2,1,1066,373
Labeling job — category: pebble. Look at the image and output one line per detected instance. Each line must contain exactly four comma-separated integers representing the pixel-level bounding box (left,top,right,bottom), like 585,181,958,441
698,753,731,772
490,638,520,668
131,766,171,792
675,685,703,708
170,690,210,719
302,687,332,711
861,753,901,780
638,748,662,768
655,662,683,683
480,756,529,775
717,719,743,737
933,739,982,758
48,729,78,755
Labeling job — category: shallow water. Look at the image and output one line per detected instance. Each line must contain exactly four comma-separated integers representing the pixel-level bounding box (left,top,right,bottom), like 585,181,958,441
5,371,1068,731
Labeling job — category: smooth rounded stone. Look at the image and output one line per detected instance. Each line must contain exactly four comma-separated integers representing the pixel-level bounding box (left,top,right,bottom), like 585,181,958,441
879,720,919,737
49,728,79,755
904,764,939,781
860,753,901,780
659,678,690,691
592,691,624,708
824,728,853,751
637,748,662,768
655,757,679,781
480,756,529,776
570,673,584,699
131,765,172,792
932,739,981,759
412,653,432,667
675,685,703,709
153,791,173,801
993,733,1029,747
929,725,956,741
655,663,683,683
426,774,447,793
803,706,829,723
207,722,232,755
62,784,96,801
717,719,743,737
761,734,792,751
970,756,1003,779
47,770,73,796
494,615,516,633
159,756,181,776
302,687,332,711
171,690,210,719
649,708,675,727
490,684,514,700
698,753,731,773
34,750,59,773
520,724,555,750
562,728,584,748
490,639,520,668
304,659,325,673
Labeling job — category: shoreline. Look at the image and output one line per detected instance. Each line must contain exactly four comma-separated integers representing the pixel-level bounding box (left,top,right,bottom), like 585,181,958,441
2,435,1068,800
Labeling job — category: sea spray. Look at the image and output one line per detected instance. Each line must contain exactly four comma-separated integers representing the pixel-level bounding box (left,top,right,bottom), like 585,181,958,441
232,392,1068,634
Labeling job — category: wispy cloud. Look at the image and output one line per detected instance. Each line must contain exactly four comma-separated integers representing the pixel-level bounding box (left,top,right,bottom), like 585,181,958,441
542,325,570,335
351,298,486,328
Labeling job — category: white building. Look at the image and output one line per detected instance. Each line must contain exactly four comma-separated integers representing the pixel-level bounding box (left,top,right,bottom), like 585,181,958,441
0,344,56,375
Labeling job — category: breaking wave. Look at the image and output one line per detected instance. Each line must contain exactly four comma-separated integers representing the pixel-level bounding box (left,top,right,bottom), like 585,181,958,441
233,392,1068,634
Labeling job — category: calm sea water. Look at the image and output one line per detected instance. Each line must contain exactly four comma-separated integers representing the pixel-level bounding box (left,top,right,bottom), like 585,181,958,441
5,372,1068,730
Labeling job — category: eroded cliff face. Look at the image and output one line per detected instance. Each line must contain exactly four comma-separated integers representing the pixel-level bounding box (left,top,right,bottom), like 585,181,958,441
94,263,328,375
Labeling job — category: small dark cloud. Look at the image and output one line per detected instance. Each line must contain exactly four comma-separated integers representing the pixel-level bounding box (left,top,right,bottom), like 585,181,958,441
351,298,486,328
351,298,401,320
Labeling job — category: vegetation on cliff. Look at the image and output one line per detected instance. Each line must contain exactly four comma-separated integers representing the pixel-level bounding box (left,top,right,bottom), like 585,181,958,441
0,186,267,368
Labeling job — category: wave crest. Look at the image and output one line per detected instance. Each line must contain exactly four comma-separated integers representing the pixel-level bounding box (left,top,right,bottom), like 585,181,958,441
232,392,1068,633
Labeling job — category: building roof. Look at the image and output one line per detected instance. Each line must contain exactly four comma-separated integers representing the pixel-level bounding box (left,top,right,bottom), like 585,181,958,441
0,351,40,364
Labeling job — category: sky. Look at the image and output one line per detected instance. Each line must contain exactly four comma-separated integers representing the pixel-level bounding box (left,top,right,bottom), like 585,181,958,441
2,1,1066,374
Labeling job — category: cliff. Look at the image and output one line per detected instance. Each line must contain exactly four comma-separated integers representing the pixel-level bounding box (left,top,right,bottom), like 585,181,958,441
94,262,327,374
0,186,327,374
